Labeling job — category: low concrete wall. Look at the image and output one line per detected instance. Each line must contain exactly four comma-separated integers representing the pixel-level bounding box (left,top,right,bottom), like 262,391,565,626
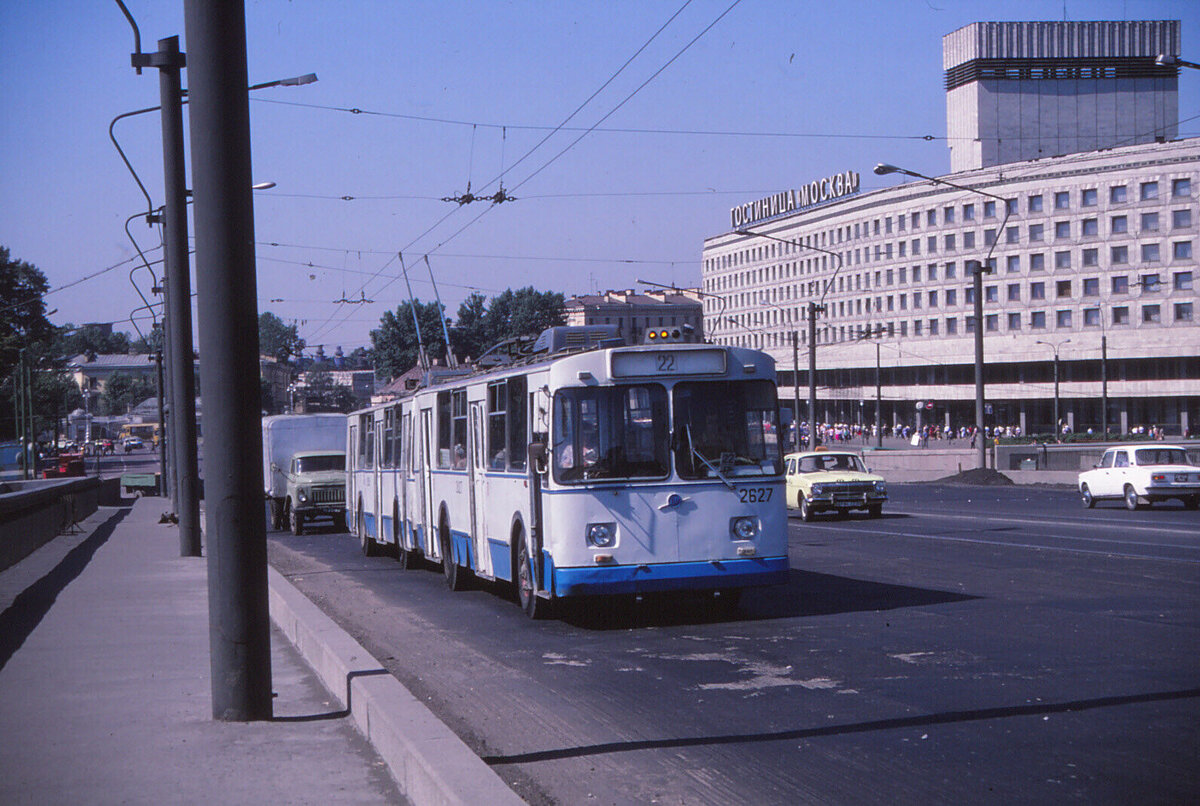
860,447,979,481
0,476,116,571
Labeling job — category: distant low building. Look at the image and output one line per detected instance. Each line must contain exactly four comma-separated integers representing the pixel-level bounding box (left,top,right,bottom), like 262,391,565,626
564,289,704,345
66,353,158,395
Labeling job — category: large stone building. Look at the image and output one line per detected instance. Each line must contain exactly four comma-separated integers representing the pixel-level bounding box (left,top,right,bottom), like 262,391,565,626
564,289,704,344
703,20,1198,437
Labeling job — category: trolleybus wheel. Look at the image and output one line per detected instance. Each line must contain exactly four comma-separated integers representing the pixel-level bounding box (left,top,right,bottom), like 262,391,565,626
440,514,467,591
516,531,551,620
359,502,379,556
393,500,411,569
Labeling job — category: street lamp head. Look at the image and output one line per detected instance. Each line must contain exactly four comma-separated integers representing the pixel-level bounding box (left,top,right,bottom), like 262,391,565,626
1155,54,1176,67
279,73,318,86
251,181,276,190
873,163,900,176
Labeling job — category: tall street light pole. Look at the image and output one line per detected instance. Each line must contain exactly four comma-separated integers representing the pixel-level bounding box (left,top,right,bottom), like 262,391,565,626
874,163,1011,470
1036,338,1071,439
735,229,846,450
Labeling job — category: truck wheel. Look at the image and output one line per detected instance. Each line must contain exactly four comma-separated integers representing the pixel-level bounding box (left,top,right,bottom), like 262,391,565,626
867,504,883,518
289,502,304,536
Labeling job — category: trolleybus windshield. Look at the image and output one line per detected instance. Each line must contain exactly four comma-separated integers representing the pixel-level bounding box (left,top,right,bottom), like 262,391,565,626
552,384,670,482
673,380,782,480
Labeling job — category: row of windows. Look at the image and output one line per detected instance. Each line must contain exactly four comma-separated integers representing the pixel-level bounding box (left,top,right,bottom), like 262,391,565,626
713,251,1197,320
354,377,530,474
720,301,1196,350
705,177,1195,273
725,272,1194,332
704,213,1194,297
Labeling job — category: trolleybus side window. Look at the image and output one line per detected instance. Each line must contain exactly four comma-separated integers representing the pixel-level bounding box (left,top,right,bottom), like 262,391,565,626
673,380,783,480
487,381,507,469
382,407,395,468
437,389,468,469
358,413,373,469
552,384,668,483
507,376,527,470
486,376,529,471
436,392,452,468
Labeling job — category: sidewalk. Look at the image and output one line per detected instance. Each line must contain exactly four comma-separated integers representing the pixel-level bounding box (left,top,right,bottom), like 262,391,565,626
0,498,403,804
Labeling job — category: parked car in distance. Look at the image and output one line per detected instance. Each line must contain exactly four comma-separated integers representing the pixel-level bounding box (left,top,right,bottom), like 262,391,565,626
1078,444,1200,510
785,449,887,521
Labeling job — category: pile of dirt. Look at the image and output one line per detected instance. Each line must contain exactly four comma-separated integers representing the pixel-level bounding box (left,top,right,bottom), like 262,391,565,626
936,467,1015,486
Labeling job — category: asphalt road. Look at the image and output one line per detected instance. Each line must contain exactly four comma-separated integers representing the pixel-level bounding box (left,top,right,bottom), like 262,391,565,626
267,484,1199,805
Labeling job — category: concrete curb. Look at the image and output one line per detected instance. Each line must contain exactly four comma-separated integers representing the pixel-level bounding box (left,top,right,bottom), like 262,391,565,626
267,566,524,806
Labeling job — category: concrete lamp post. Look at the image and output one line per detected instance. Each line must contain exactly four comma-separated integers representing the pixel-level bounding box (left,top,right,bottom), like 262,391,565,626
873,163,1012,471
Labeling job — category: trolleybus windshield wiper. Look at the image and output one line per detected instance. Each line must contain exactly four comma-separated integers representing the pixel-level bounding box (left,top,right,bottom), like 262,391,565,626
684,424,735,490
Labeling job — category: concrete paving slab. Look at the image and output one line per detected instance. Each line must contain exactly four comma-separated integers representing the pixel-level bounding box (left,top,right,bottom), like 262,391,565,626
0,499,404,805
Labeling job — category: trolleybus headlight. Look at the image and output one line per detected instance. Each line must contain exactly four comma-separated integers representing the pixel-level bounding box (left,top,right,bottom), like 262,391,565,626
730,516,758,540
586,522,617,548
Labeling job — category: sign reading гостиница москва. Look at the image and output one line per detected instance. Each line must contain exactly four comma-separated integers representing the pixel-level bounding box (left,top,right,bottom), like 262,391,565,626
730,170,860,228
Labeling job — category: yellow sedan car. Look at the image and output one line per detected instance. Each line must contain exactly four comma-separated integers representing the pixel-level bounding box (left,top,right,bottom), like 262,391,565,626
785,450,887,521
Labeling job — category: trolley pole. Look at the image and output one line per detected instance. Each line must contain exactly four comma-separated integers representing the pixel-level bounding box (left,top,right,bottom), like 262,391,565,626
807,302,819,450
183,0,273,721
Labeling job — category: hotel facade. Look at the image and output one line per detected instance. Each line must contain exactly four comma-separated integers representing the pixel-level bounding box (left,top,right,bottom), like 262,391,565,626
702,20,1199,437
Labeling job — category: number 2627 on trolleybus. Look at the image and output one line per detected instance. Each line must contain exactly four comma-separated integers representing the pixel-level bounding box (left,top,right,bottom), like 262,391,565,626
346,326,788,618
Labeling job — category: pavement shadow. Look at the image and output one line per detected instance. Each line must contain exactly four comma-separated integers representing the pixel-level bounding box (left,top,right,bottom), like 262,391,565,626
559,569,977,631
481,686,1200,766
0,506,131,672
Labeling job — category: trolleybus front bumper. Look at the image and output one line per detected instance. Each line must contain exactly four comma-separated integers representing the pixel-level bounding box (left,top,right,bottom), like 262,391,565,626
547,555,788,597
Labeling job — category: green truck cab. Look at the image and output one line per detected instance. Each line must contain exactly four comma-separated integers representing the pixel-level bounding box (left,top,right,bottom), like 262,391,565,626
276,450,346,535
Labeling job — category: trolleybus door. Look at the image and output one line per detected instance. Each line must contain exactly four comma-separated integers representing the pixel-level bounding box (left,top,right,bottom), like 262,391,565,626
467,401,490,577
400,410,411,550
372,416,383,541
420,407,435,556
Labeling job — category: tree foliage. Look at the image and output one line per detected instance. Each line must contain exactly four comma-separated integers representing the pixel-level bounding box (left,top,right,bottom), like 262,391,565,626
1,245,55,381
371,299,448,381
100,371,157,416
54,322,132,358
0,247,86,441
370,287,565,381
258,311,305,362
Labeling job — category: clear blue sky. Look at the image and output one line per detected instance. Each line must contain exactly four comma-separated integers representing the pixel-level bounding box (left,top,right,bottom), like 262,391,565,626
3,0,1198,354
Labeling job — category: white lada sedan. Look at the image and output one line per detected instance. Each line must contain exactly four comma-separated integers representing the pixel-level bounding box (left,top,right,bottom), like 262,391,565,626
1078,444,1200,510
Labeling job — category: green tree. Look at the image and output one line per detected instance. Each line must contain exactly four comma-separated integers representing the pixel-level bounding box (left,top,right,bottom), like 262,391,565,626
1,246,55,382
100,371,157,416
482,287,565,344
1,247,70,442
54,323,132,358
449,292,489,362
258,311,305,362
370,299,448,381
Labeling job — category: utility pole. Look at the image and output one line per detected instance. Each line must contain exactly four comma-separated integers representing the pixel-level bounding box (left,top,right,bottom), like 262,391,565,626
808,302,819,449
875,339,882,448
1101,335,1109,437
184,0,273,721
153,35,201,556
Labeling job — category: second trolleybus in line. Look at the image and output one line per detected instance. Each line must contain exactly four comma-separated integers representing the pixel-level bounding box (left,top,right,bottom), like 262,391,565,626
346,325,788,618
